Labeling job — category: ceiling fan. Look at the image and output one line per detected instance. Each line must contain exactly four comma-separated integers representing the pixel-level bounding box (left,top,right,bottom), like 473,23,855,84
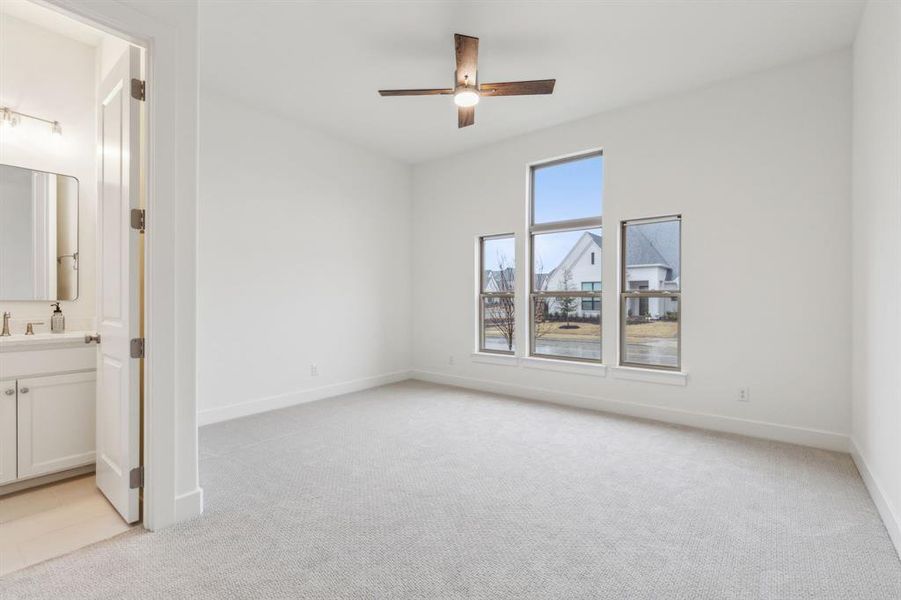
378,34,556,128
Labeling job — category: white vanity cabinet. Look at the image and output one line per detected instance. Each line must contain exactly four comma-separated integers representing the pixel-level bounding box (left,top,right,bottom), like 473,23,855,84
0,385,16,485
16,372,96,478
0,333,96,490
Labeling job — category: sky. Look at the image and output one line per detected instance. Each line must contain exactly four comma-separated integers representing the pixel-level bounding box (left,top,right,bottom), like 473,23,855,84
533,154,603,274
482,154,604,281
533,154,603,224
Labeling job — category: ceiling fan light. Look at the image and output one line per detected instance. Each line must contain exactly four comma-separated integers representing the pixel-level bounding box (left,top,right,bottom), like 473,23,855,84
454,88,480,107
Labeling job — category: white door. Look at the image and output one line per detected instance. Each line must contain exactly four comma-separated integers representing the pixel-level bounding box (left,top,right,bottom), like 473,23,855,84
0,382,16,485
96,46,142,523
17,372,96,479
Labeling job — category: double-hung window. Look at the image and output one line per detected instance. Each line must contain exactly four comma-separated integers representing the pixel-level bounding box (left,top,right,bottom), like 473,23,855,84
478,234,516,354
620,215,681,370
529,152,603,363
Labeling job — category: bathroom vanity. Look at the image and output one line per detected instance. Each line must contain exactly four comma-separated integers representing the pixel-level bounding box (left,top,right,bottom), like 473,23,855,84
0,332,96,491
0,162,97,493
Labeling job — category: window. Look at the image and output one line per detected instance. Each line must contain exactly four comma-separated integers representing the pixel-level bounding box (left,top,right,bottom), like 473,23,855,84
620,216,681,370
581,282,601,311
479,234,515,354
529,152,603,362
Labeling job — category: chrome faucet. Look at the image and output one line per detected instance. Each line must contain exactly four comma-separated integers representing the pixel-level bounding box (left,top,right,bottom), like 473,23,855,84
1,312,10,337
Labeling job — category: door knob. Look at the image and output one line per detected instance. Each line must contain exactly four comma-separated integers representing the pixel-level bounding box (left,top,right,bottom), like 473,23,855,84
19,387,29,394
3,389,13,396
84,334,101,344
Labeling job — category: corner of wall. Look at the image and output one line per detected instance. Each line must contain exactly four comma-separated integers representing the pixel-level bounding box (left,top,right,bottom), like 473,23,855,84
850,438,901,558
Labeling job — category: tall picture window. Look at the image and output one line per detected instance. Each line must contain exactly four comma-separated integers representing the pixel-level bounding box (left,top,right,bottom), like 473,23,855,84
620,215,681,370
479,234,516,354
529,152,603,362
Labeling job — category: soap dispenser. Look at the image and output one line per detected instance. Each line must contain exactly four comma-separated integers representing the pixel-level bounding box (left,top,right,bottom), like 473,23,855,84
50,302,65,333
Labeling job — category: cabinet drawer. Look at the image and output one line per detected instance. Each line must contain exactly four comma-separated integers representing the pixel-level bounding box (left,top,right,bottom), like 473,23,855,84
0,347,95,381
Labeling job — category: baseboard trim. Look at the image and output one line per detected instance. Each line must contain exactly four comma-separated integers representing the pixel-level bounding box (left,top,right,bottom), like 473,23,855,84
411,369,848,452
850,438,901,558
197,370,412,426
173,487,204,524
0,464,94,497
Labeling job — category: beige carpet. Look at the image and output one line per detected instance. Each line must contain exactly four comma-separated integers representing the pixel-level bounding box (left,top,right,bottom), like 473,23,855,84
2,380,900,598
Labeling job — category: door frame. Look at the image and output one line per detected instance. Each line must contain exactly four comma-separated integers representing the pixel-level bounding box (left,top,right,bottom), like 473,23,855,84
38,0,202,531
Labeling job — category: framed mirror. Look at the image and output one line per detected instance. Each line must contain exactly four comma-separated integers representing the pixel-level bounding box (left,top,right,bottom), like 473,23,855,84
0,163,79,301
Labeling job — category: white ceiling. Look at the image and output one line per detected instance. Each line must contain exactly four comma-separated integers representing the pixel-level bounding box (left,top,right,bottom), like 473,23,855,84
199,0,864,164
1,0,104,46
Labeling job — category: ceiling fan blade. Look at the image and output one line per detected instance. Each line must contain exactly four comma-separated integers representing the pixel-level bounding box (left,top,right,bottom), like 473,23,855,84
458,105,475,128
454,34,479,87
378,88,453,96
479,79,556,96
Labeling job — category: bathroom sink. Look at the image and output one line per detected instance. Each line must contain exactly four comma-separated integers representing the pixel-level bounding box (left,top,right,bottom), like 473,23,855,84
0,331,92,351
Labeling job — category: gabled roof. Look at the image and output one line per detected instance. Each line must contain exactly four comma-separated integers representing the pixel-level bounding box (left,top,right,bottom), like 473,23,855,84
541,227,678,283
546,231,600,280
625,223,679,280
483,268,515,292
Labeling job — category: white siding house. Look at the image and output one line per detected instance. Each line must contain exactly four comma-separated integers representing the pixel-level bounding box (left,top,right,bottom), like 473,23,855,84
541,233,602,318
541,228,678,318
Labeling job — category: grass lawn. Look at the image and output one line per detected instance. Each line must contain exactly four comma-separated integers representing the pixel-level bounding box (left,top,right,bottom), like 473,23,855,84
625,321,678,342
535,321,601,341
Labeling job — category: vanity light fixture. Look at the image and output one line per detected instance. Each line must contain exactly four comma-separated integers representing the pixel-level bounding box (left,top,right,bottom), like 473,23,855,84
0,107,20,128
0,106,62,137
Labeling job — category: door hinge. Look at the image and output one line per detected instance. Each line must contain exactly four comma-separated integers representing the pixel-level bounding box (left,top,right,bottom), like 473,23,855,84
131,78,146,101
130,338,145,359
129,466,144,489
130,208,145,233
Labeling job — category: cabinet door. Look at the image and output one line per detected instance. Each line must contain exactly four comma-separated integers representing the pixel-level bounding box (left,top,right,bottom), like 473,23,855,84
17,372,96,479
0,382,15,484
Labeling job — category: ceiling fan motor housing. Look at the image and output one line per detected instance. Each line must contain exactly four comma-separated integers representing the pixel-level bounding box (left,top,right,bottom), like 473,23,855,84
455,70,478,90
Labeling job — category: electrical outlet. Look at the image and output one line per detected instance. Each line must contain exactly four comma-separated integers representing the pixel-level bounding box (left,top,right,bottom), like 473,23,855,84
448,355,455,366
310,364,319,376
738,387,750,402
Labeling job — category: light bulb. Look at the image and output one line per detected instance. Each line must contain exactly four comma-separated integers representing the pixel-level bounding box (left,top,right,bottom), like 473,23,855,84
1,108,19,128
454,88,480,108
50,121,62,137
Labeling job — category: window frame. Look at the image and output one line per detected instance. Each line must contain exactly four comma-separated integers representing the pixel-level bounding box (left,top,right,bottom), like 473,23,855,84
478,233,516,355
619,215,682,371
580,282,601,311
528,150,604,364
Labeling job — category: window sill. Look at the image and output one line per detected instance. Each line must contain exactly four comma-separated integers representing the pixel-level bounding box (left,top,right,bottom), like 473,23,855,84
611,366,688,386
471,352,518,366
520,356,607,377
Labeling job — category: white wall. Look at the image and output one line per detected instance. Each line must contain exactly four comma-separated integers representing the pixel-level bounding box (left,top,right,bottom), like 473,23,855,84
0,13,96,331
196,92,412,423
412,51,853,451
850,0,901,553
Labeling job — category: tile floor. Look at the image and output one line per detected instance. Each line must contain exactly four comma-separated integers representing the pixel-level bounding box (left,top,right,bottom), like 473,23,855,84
0,475,133,576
